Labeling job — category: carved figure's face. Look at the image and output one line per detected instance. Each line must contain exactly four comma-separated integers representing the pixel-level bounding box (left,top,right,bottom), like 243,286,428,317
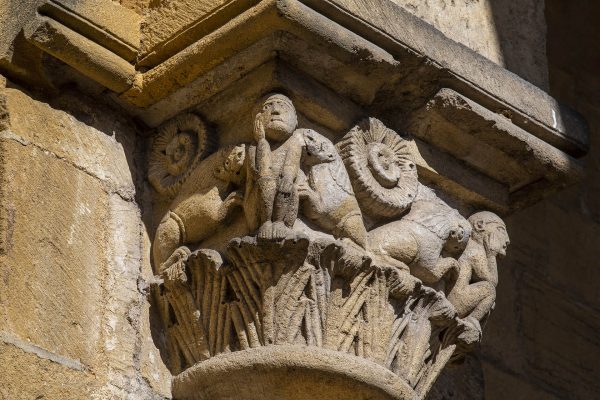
303,130,336,165
367,143,415,189
483,220,510,257
165,132,196,176
214,144,246,183
444,217,472,256
259,95,298,142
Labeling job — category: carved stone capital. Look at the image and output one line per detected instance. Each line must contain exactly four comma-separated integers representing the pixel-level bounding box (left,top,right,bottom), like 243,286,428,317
2,1,586,398
149,104,512,399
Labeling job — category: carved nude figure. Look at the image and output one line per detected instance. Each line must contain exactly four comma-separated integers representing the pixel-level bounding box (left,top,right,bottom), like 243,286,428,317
447,211,510,320
367,186,471,287
250,93,305,240
153,144,246,271
297,129,368,248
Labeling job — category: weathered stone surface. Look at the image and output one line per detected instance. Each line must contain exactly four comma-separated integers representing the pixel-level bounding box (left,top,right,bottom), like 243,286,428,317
1,87,137,199
0,339,99,400
0,83,170,399
392,0,549,90
0,138,107,367
0,1,596,399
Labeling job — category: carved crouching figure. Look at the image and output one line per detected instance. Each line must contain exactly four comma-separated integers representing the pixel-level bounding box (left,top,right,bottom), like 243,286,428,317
153,144,246,272
447,211,510,321
298,129,368,248
367,186,471,288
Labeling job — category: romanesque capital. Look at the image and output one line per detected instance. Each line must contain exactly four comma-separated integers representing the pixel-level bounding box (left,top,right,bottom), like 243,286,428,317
148,97,510,399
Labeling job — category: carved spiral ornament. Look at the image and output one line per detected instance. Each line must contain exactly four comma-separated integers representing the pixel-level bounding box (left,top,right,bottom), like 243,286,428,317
148,113,215,197
338,118,419,218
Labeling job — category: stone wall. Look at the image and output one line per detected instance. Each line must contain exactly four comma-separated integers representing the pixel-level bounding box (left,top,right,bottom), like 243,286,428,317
479,2,600,399
393,0,549,90
0,80,171,399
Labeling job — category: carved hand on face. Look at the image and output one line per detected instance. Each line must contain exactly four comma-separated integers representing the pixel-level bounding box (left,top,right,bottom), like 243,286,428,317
366,143,416,189
165,132,196,176
257,94,298,143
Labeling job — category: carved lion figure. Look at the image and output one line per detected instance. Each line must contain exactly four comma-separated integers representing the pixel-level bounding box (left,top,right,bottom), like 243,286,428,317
367,186,471,287
298,129,368,248
152,144,247,272
447,211,510,321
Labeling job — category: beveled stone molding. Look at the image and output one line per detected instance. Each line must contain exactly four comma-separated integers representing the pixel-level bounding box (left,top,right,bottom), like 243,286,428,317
21,0,588,214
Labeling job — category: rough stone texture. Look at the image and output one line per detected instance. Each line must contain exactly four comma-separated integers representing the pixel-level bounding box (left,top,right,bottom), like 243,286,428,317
138,0,254,67
0,83,170,399
0,339,100,399
0,138,107,367
431,2,600,399
393,0,549,90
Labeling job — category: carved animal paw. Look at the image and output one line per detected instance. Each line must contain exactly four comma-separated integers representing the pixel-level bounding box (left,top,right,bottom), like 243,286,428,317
160,246,191,275
161,246,192,287
429,291,458,326
224,190,244,207
388,267,422,298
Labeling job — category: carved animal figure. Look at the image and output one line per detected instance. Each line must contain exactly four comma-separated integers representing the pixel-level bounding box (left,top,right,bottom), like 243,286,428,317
367,186,471,287
447,211,510,321
298,129,368,248
153,144,247,272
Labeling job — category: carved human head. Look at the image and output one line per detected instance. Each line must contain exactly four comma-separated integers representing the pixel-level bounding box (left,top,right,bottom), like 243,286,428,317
468,211,510,257
256,93,298,142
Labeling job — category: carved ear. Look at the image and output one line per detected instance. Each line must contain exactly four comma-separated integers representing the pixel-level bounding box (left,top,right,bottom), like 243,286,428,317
214,166,223,178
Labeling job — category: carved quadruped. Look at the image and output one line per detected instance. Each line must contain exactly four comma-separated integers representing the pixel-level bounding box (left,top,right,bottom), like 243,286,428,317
150,94,510,400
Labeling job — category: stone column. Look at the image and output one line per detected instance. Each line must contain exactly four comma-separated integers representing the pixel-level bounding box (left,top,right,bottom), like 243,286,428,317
0,0,589,399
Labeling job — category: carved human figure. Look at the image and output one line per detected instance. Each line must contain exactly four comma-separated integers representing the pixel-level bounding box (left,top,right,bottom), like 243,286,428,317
447,211,510,321
297,129,368,248
152,144,247,271
367,186,471,288
250,93,305,240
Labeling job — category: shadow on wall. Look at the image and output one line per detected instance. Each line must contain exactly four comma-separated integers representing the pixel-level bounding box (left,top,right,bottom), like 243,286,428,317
479,1,600,400
488,0,550,91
